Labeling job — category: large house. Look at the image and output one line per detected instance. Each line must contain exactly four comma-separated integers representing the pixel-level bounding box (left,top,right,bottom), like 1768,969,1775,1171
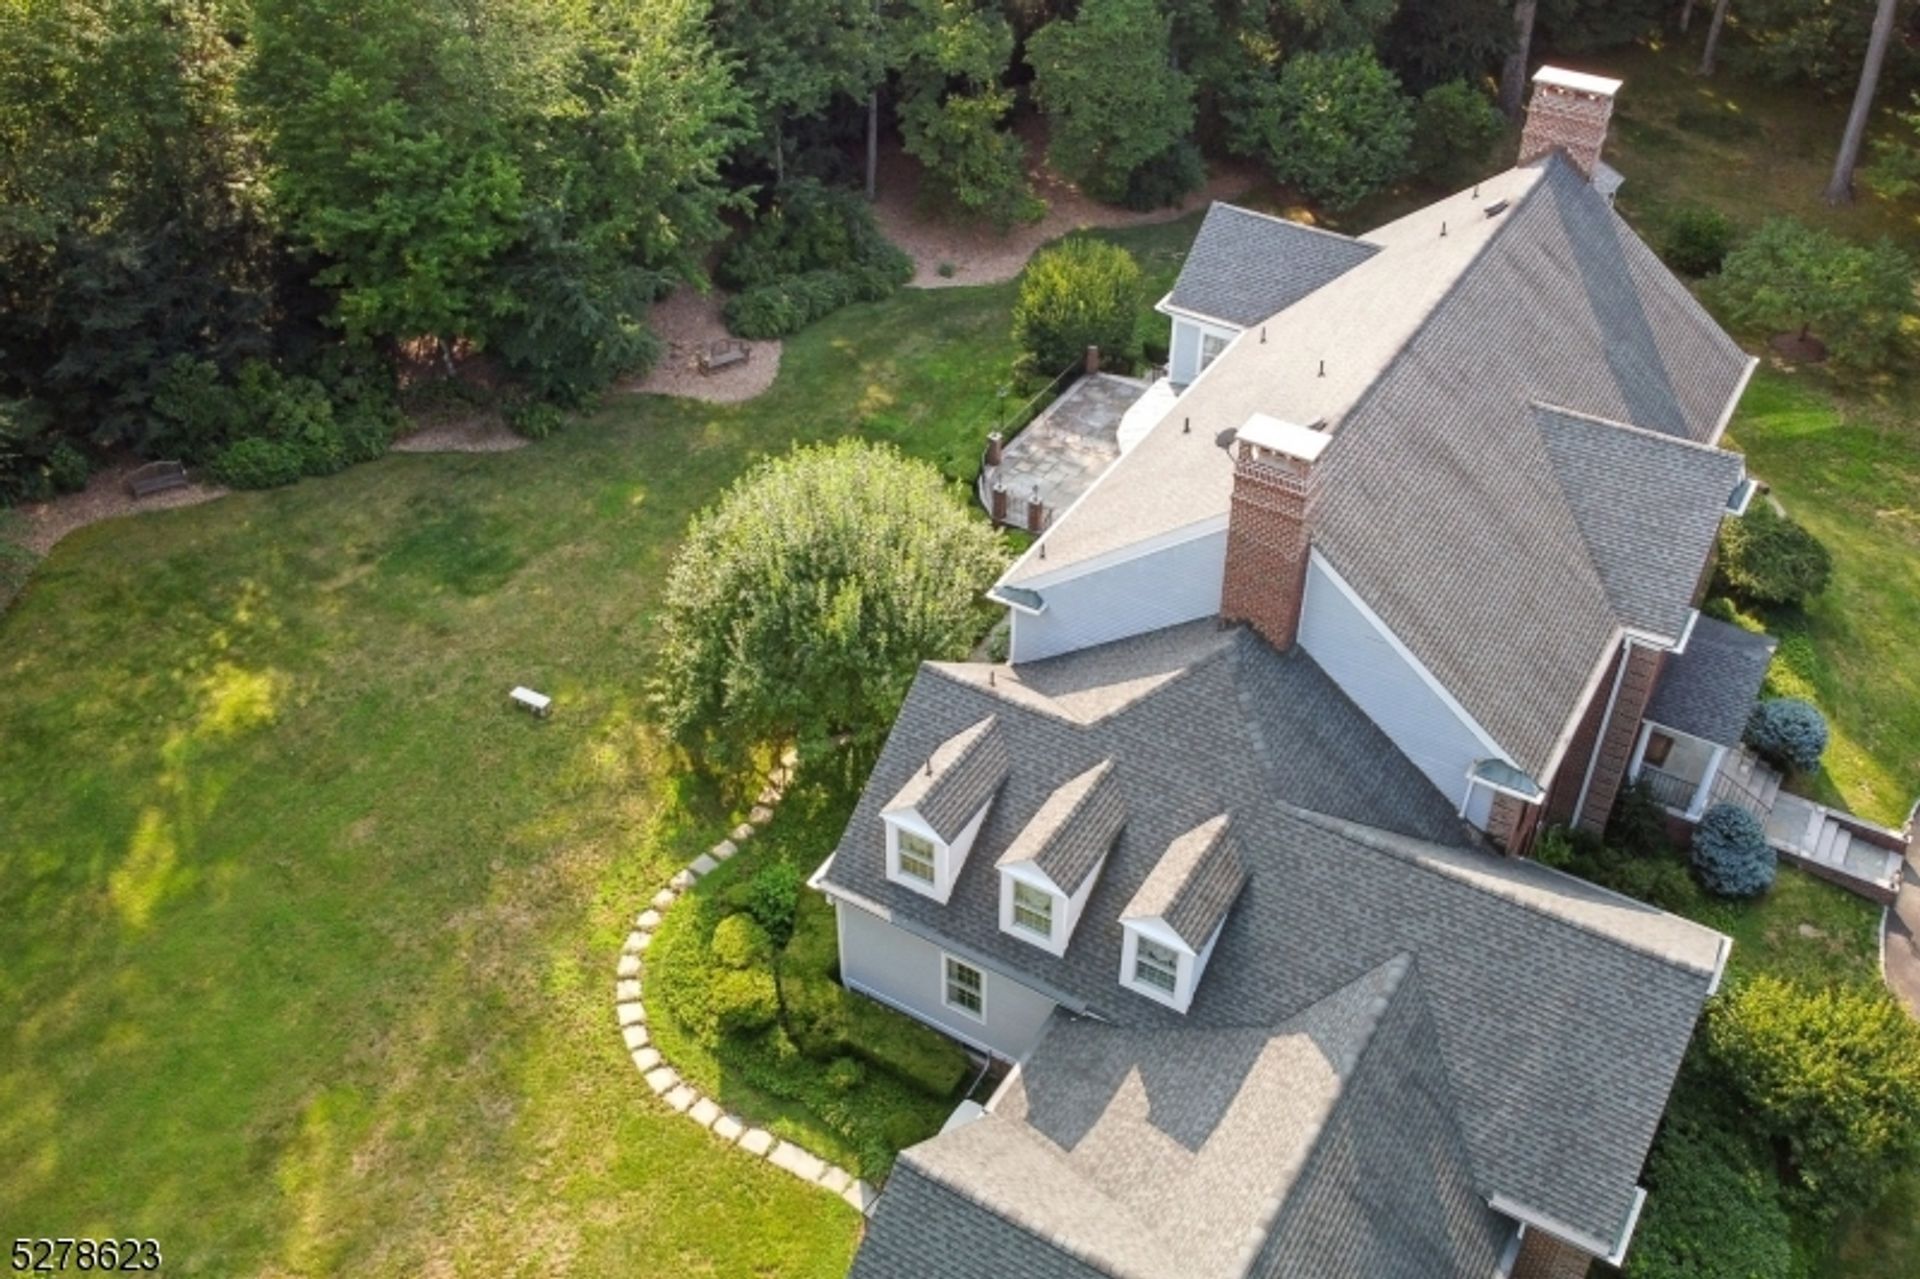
814,70,1763,1277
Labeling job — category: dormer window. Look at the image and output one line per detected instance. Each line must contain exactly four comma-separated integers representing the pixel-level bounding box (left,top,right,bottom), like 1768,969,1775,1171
995,760,1125,955
1133,938,1180,994
897,830,937,885
881,717,1009,903
1119,815,1246,1014
1011,882,1054,938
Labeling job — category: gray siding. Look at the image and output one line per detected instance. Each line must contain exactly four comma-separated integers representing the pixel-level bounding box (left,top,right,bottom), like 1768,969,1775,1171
1011,529,1226,663
838,900,1059,1060
1298,554,1489,812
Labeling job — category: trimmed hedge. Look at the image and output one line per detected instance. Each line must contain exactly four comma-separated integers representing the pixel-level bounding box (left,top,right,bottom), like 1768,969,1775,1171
1691,803,1777,899
1745,698,1828,774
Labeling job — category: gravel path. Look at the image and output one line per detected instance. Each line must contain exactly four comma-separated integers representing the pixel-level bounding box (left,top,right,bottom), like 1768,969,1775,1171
11,463,230,557
872,126,1260,289
392,413,527,454
624,287,782,404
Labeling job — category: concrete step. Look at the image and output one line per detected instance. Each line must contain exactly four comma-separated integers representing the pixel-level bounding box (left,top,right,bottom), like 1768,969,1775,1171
1830,828,1853,869
1813,818,1840,865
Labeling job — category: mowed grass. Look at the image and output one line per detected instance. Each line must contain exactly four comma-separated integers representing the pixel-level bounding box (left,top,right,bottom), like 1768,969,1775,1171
0,235,1126,1275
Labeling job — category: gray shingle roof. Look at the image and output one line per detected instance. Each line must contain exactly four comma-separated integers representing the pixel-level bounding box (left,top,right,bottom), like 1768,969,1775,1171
885,715,1009,841
996,759,1125,895
1537,404,1746,642
863,953,1507,1279
1122,814,1245,951
821,623,1725,1257
1646,616,1777,746
1166,203,1379,328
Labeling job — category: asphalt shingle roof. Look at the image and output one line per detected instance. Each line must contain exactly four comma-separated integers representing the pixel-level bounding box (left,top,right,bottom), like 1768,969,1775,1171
1122,814,1246,951
821,623,1725,1262
1166,204,1379,328
1646,616,1778,746
995,759,1125,895
885,715,1009,841
1536,404,1746,643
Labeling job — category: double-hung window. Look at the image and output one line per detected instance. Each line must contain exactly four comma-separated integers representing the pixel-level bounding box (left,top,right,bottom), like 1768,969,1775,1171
1011,882,1053,938
897,830,936,884
943,956,984,1018
1199,331,1229,374
1133,939,1180,994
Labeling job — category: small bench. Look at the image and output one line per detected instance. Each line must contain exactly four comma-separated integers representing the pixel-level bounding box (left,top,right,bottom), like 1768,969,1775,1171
127,460,189,499
510,686,552,718
699,340,751,375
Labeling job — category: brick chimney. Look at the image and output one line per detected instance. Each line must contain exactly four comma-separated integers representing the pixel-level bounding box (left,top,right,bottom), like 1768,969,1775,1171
1519,66,1623,181
1221,415,1327,652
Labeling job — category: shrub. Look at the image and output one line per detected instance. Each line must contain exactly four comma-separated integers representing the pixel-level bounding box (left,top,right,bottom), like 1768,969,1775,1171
209,437,305,490
46,441,89,494
1625,1108,1796,1279
1707,976,1920,1215
1232,49,1414,210
1607,779,1671,859
722,266,908,340
825,1056,867,1093
1120,139,1205,212
839,992,971,1097
716,181,911,291
0,512,34,611
1012,238,1144,374
654,440,1005,764
1710,219,1915,372
1745,698,1828,774
745,860,803,950
335,410,395,465
1662,207,1738,278
711,913,773,970
1409,80,1504,186
1691,803,1777,899
1609,855,1707,914
1715,504,1831,608
503,400,565,441
707,968,780,1038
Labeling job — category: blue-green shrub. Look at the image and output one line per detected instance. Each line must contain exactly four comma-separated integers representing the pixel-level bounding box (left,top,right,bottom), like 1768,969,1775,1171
1745,698,1828,774
1691,803,1777,898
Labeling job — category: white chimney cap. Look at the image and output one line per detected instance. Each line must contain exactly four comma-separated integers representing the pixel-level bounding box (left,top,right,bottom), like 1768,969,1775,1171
1238,414,1329,463
1533,66,1623,97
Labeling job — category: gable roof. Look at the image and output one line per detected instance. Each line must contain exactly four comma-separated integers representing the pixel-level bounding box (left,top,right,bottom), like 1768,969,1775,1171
885,715,1009,840
1536,403,1746,642
996,758,1125,895
1165,203,1380,329
1122,814,1245,950
820,624,1728,1254
863,954,1511,1279
1646,616,1777,746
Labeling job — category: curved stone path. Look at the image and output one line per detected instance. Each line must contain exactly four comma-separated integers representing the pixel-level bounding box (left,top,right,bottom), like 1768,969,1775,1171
613,751,879,1216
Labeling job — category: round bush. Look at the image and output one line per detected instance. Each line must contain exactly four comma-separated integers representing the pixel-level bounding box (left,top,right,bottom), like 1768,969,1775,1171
1716,505,1832,607
1012,238,1143,374
46,441,89,494
825,1056,867,1094
654,440,1006,763
1707,976,1920,1214
336,409,395,464
707,968,779,1038
504,400,564,441
1662,206,1738,277
1691,803,1777,899
1745,698,1828,774
209,437,304,490
711,913,773,971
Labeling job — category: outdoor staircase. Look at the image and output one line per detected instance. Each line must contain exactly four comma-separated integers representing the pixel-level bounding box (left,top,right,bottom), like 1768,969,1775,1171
1713,747,1908,903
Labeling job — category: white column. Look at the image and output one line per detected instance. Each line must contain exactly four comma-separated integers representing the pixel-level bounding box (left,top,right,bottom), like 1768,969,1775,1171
1687,743,1729,821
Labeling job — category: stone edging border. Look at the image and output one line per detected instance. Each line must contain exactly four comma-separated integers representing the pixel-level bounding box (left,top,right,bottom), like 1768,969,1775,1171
613,750,880,1217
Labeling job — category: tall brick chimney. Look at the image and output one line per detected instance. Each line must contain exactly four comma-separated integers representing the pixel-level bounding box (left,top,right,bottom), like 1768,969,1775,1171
1221,415,1327,652
1518,66,1623,181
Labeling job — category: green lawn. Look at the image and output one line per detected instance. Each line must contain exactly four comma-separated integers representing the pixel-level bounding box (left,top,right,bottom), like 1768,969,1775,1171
0,224,1158,1274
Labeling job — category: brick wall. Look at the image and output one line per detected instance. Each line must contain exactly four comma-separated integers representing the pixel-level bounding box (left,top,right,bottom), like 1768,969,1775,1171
1511,1229,1594,1279
1543,646,1623,828
1577,643,1665,833
1519,83,1615,180
1221,442,1314,651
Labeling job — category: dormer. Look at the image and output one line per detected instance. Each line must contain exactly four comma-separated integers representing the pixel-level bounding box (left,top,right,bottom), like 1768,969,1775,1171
1118,815,1246,1013
881,717,1009,903
994,760,1125,955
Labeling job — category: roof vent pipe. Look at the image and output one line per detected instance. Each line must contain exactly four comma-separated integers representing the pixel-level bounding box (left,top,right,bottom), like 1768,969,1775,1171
1317,360,1325,378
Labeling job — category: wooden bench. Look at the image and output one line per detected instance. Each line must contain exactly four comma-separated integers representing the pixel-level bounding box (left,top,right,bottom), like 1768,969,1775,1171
510,686,552,718
699,340,751,375
127,460,189,499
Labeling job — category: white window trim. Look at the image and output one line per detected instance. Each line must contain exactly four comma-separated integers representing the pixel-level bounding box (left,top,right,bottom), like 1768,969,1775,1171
884,811,948,902
941,952,987,1023
1011,881,1054,940
1133,937,1181,994
1119,919,1195,1012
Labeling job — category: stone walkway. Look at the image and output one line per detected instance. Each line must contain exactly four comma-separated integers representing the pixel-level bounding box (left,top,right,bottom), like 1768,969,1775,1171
982,373,1148,529
1885,844,1920,1019
613,750,878,1217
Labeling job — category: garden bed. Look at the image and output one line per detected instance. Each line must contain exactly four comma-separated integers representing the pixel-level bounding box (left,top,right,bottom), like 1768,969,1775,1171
644,779,969,1180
